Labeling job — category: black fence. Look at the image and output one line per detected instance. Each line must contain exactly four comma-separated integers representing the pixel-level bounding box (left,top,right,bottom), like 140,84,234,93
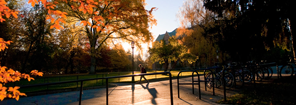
20,72,173,105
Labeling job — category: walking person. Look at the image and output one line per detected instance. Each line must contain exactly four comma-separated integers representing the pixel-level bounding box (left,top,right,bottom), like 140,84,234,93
138,64,149,83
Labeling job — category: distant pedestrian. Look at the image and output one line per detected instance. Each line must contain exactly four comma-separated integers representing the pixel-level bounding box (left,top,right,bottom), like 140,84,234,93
138,64,149,83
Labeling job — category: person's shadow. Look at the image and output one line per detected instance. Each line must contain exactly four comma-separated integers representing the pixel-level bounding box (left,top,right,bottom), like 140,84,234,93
141,83,158,104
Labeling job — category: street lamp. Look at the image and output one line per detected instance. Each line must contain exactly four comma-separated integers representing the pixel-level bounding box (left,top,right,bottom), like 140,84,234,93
131,41,135,83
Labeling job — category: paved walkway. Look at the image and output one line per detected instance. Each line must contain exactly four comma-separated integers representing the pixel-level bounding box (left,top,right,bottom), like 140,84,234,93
2,76,238,105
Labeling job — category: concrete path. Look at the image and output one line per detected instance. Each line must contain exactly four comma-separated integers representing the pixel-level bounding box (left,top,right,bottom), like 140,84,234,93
1,76,238,105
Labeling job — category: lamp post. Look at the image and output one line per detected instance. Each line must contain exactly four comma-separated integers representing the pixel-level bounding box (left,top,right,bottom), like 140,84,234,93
131,41,135,83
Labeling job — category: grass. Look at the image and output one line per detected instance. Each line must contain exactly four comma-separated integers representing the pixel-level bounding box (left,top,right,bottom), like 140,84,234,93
217,76,296,105
5,70,206,95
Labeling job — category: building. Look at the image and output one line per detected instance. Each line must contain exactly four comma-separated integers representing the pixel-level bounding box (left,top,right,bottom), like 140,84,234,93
152,29,177,70
155,29,177,43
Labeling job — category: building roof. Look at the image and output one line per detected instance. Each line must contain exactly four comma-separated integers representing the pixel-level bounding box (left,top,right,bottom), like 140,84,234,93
155,35,164,42
155,28,177,42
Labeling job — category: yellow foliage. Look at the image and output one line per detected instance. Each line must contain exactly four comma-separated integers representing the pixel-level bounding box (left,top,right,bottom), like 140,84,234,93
0,38,43,101
0,65,42,101
0,38,12,51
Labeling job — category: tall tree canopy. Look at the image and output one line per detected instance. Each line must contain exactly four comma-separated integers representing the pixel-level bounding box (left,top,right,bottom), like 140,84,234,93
178,0,294,65
149,36,197,71
36,0,157,73
202,0,294,63
177,0,226,66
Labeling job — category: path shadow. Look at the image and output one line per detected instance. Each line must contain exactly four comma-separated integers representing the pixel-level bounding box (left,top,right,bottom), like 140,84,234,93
140,83,158,104
132,83,135,104
178,98,193,105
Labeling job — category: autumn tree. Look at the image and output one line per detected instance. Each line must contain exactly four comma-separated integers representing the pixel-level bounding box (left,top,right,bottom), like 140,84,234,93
177,0,226,67
17,7,56,73
202,0,294,62
149,36,197,72
0,0,24,67
0,0,43,101
51,16,87,74
0,31,44,101
41,0,156,74
108,44,131,71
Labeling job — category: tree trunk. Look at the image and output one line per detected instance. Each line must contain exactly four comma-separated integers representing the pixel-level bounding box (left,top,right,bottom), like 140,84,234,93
87,31,98,74
21,41,34,73
90,57,96,74
89,43,96,74
289,18,296,63
64,60,70,74
0,49,7,66
164,59,168,72
172,61,178,70
70,51,74,74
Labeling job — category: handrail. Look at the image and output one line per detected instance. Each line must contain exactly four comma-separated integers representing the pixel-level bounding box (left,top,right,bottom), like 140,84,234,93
177,70,201,99
20,72,173,105
20,72,169,88
194,67,219,92
176,67,229,101
176,67,218,99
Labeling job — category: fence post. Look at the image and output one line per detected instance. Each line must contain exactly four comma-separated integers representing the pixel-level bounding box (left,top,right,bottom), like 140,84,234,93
192,72,194,94
223,69,226,102
46,77,48,94
106,78,109,105
169,73,173,105
197,71,201,99
118,72,120,82
204,70,207,91
212,70,215,96
77,76,79,88
79,81,83,105
177,72,180,98
154,70,156,79
96,74,98,85
276,64,279,79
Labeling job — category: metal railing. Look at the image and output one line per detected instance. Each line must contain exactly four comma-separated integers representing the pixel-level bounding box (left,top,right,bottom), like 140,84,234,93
12,70,170,87
176,67,218,99
20,72,173,105
177,70,201,99
176,67,228,101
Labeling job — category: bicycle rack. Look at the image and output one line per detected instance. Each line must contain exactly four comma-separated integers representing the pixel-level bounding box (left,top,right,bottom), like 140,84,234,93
177,70,201,99
177,68,216,99
202,68,215,93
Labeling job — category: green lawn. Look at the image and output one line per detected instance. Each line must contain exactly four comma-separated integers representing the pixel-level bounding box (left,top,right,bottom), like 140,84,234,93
5,70,206,94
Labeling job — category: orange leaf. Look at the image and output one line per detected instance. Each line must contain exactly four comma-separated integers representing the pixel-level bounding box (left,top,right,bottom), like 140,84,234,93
0,18,6,22
7,94,12,98
7,69,15,74
28,0,38,7
0,94,6,101
11,12,18,18
96,27,101,31
5,12,10,18
19,93,26,96
80,21,89,26
15,95,19,101
0,66,7,72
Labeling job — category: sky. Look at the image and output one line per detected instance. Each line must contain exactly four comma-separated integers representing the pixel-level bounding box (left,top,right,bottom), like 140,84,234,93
122,0,186,60
145,0,185,41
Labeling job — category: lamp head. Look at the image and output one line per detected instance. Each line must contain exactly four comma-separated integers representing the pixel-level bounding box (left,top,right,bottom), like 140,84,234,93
131,41,135,48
